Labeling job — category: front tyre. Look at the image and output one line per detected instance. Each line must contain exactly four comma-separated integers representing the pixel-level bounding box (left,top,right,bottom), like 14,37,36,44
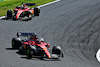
52,46,64,57
12,15,17,21
12,39,15,48
28,14,32,20
27,46,33,59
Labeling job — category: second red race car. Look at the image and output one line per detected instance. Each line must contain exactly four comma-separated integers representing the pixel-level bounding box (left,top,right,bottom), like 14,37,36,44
12,33,64,59
6,3,40,21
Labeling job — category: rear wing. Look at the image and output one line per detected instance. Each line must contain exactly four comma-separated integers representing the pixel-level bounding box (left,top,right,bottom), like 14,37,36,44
17,32,36,37
26,3,36,6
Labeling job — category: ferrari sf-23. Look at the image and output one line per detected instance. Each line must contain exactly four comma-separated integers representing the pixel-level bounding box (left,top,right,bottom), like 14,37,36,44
12,33,64,59
6,3,40,20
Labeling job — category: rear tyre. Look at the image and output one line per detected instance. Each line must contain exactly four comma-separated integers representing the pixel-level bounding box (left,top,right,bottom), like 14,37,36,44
7,9,13,19
12,38,21,49
34,7,40,16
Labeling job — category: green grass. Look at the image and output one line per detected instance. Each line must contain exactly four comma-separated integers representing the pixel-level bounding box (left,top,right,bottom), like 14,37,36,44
0,0,4,1
0,0,55,17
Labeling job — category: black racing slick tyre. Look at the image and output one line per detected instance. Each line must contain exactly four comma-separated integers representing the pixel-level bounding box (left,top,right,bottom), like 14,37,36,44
52,46,64,58
12,15,17,20
7,9,13,19
12,38,21,49
27,46,33,59
34,7,40,16
52,46,61,55
19,45,26,53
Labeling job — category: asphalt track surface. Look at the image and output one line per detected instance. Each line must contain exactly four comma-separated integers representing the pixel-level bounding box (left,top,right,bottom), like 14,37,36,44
0,0,100,67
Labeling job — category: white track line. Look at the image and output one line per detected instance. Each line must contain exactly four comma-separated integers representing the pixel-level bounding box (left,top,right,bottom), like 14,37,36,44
38,0,60,8
96,48,100,62
0,0,61,19
0,16,5,19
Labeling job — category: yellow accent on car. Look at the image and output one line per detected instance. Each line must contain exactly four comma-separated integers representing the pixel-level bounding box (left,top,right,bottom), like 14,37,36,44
18,12,20,14
43,48,47,50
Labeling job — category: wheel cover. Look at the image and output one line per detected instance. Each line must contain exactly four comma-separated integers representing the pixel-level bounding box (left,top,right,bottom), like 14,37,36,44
12,41,14,47
27,49,29,54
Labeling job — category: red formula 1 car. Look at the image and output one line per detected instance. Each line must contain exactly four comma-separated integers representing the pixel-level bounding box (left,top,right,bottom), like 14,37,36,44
12,33,64,59
6,3,40,20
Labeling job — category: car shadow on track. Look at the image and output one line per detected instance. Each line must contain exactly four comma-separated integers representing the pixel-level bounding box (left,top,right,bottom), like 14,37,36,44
16,51,46,60
0,18,33,22
5,48,18,50
20,56,61,61
6,48,61,61
16,51,26,55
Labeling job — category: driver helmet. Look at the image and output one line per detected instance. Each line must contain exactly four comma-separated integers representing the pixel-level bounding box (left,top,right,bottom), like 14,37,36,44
21,3,24,7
